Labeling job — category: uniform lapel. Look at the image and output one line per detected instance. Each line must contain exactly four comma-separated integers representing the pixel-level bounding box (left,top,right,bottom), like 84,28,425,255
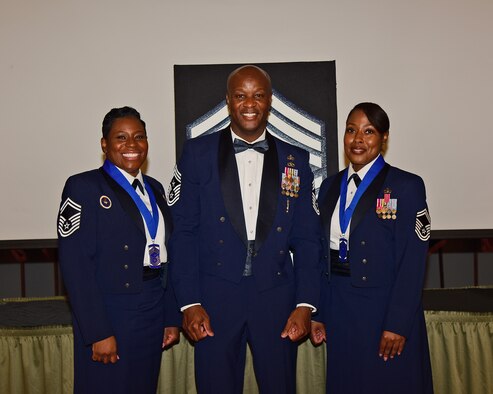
254,133,278,253
147,179,173,245
350,163,390,232
100,168,145,234
319,171,345,240
218,129,248,246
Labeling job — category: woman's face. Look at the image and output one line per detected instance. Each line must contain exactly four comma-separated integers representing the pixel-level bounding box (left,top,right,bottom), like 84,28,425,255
344,109,388,172
101,116,148,176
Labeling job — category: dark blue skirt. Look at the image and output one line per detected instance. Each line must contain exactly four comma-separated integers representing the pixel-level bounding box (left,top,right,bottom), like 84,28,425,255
325,274,433,394
72,277,165,394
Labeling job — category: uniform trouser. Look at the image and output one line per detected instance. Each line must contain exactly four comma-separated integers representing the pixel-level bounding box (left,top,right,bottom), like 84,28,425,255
72,276,165,394
194,275,297,394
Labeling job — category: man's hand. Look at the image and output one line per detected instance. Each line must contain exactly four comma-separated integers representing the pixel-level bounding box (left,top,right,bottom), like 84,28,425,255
92,335,118,364
182,305,214,342
378,330,406,361
162,327,180,349
310,321,326,345
280,306,311,342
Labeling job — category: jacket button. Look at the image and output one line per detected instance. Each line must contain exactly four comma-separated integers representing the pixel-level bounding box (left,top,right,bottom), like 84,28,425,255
219,216,226,222
362,259,367,264
276,227,282,232
123,245,129,251
362,276,367,281
277,271,282,276
360,241,366,246
123,264,129,270
124,282,130,288
325,272,329,277
219,239,224,244
279,250,285,255
216,262,222,266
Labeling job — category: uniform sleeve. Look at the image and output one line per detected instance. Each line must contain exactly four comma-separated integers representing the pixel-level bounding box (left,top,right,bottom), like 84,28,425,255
57,176,114,345
163,274,183,327
147,177,183,327
289,150,323,309
383,176,431,338
168,141,202,308
313,176,335,323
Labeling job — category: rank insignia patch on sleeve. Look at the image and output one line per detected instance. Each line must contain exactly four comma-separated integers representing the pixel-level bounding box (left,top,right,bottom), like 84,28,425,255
415,208,431,241
167,165,181,206
58,198,82,237
312,180,320,215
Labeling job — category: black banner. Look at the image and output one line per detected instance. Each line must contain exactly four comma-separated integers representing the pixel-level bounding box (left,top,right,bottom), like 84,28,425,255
174,61,338,188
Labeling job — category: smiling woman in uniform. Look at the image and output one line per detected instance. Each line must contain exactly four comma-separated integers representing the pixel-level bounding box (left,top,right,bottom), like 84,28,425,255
311,102,433,393
57,106,180,393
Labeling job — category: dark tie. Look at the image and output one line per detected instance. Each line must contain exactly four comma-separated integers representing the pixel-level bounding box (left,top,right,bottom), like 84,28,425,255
132,179,145,194
233,138,269,154
348,174,361,187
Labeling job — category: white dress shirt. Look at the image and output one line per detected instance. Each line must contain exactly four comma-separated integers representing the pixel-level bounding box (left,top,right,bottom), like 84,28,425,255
116,167,167,266
329,154,381,250
231,130,265,241
232,130,315,312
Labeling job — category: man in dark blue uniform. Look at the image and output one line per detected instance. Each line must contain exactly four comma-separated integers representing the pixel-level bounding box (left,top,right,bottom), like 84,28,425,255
57,106,180,393
168,65,321,393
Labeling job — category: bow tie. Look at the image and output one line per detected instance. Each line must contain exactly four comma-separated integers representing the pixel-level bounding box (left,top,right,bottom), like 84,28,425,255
233,138,269,154
132,179,145,194
348,173,361,187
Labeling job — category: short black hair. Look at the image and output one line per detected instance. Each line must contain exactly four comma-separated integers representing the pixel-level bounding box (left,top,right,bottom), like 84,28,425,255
102,106,146,139
347,102,390,133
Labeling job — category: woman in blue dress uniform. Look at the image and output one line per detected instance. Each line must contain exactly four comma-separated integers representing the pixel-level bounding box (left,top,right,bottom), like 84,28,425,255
57,107,180,393
311,102,433,393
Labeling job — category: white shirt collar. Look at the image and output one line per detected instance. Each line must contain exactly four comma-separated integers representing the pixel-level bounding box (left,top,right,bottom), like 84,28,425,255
230,128,267,144
347,154,382,181
114,166,144,188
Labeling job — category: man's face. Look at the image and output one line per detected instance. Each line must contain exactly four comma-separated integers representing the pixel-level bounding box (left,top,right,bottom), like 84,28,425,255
226,67,272,142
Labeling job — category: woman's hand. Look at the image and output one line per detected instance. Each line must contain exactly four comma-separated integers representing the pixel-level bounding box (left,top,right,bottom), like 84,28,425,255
310,321,327,345
162,327,180,348
378,330,406,361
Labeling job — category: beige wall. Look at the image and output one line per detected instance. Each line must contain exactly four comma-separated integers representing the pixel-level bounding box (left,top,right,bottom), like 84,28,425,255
1,0,492,239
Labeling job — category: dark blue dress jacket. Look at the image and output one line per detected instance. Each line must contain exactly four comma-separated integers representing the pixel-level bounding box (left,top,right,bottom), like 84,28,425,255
57,168,180,346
